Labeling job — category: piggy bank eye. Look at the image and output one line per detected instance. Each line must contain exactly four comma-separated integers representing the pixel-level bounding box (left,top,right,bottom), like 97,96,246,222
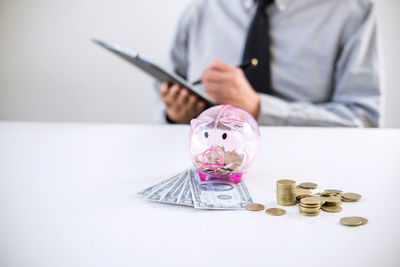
222,133,227,140
204,132,209,138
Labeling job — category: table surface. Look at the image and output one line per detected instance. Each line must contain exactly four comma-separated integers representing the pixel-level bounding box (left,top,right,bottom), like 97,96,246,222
0,122,400,267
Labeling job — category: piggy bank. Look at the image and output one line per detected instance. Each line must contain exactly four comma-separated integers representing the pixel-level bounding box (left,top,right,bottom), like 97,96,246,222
189,104,260,183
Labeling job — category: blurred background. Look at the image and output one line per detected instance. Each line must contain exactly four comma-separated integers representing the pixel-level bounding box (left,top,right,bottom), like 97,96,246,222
0,0,399,127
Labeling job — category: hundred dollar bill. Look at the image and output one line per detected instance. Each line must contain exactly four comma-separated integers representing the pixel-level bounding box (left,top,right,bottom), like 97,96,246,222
138,172,181,196
188,168,253,209
159,171,188,204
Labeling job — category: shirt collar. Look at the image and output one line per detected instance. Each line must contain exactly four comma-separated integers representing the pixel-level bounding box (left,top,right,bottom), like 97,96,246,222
242,0,289,12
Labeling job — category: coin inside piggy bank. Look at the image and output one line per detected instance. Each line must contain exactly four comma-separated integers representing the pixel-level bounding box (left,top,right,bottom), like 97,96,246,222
189,104,260,183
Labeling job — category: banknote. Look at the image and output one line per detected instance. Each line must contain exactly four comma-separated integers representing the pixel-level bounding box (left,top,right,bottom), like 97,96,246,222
138,172,181,196
159,170,190,204
188,169,253,209
146,173,184,201
176,177,194,206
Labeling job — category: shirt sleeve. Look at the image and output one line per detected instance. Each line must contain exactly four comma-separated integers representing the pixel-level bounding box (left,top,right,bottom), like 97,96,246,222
258,2,381,127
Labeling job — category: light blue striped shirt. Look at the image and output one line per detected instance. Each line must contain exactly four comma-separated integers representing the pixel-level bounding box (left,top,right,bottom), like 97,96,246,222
156,0,381,127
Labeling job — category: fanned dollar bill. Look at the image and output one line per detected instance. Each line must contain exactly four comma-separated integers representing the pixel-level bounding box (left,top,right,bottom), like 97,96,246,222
188,169,253,209
159,171,193,206
138,172,181,196
146,172,184,201
139,168,252,209
176,177,194,206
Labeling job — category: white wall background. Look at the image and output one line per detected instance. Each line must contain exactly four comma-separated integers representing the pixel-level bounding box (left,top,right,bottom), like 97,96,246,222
0,0,399,127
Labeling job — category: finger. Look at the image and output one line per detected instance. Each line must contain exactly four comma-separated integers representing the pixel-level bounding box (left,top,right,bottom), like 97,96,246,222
176,88,190,109
169,84,181,99
183,95,197,115
208,60,232,71
203,81,226,95
162,84,180,108
204,84,226,103
159,82,169,97
202,69,230,84
187,95,197,109
195,101,206,113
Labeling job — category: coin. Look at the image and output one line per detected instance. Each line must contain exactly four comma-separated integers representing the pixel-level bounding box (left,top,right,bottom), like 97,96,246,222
300,211,319,216
323,196,341,206
360,217,369,225
276,179,296,186
295,188,313,199
316,192,336,197
321,205,343,213
325,189,343,194
266,208,286,216
340,216,366,226
300,208,321,213
318,197,327,205
299,182,318,189
300,197,321,205
245,203,265,211
342,192,362,202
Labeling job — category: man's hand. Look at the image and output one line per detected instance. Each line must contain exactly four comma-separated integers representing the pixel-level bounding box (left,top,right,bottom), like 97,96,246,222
159,82,205,123
200,60,260,118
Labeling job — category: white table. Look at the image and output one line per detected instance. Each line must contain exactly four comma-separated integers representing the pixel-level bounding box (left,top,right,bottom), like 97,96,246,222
0,122,399,267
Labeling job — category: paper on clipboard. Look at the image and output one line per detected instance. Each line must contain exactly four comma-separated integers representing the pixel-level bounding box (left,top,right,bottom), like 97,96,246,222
93,38,215,108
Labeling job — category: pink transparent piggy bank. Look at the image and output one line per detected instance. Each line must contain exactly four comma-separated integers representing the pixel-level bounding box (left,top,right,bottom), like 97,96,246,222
189,105,260,183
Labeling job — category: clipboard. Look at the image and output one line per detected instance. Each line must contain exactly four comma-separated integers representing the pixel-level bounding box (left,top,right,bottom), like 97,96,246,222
93,39,215,108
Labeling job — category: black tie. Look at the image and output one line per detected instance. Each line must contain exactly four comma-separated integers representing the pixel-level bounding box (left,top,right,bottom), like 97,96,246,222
242,0,274,95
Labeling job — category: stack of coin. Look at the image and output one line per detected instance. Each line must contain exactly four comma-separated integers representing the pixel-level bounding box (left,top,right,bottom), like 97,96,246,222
321,196,342,212
276,179,296,206
299,197,321,216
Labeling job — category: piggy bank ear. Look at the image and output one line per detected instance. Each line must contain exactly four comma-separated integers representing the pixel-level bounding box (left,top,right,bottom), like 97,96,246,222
190,116,214,129
219,117,244,133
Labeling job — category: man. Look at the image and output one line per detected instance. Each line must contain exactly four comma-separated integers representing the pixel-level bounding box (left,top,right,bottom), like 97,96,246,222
156,0,381,127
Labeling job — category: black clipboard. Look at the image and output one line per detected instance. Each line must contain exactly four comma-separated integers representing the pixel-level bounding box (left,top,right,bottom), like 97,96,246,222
93,39,214,107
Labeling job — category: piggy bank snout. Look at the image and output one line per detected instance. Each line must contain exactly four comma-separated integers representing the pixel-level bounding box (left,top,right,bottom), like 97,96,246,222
202,148,224,167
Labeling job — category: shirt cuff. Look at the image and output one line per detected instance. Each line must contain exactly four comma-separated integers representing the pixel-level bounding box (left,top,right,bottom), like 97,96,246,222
257,93,290,126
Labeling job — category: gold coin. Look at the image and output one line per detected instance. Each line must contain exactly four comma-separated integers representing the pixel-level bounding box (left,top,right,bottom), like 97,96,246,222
299,182,318,189
342,192,362,201
266,208,286,216
316,192,336,197
295,188,313,198
318,197,327,205
300,205,320,210
324,196,341,205
321,205,343,213
325,189,343,194
300,208,321,213
340,216,365,226
276,179,296,186
245,203,265,211
300,211,319,216
277,201,296,206
360,217,369,225
300,197,321,205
